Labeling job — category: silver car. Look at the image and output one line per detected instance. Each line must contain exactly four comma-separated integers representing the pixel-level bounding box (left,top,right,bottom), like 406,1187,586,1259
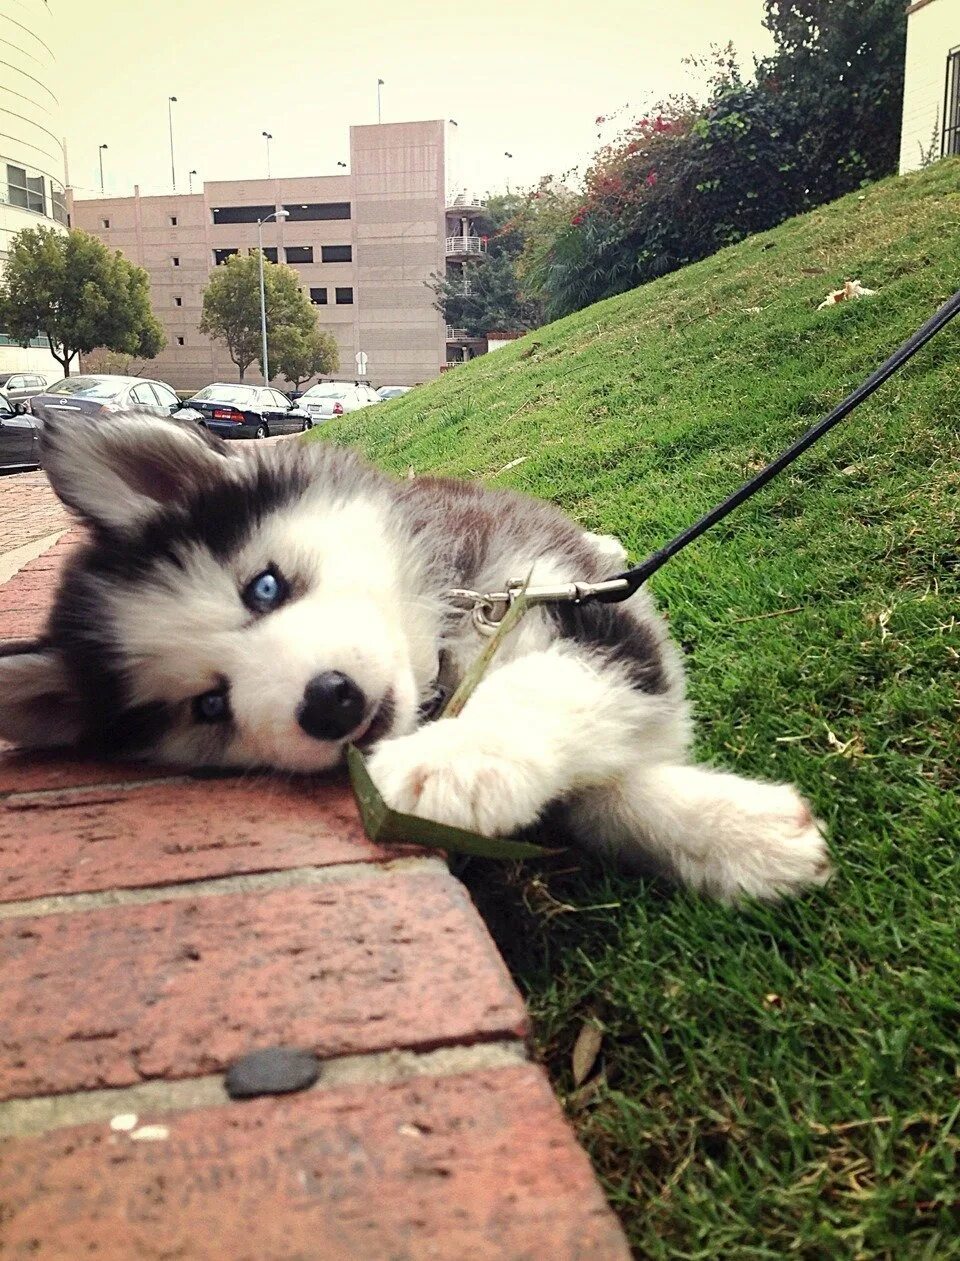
299,381,381,422
0,372,48,413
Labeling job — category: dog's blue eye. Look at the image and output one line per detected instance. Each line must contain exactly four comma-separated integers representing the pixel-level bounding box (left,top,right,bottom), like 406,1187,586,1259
243,567,287,613
193,688,231,724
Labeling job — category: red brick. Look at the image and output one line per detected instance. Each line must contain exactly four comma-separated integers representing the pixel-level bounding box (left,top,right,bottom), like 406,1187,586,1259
0,570,58,601
0,1065,629,1260
0,774,392,902
0,748,174,795
19,537,82,573
0,870,528,1099
0,607,47,638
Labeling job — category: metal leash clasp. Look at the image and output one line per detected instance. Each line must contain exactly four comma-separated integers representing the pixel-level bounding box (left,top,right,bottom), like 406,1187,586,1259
448,577,632,636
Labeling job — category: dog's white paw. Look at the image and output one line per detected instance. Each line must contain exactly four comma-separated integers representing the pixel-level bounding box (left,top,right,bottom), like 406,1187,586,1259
366,723,550,837
696,783,832,902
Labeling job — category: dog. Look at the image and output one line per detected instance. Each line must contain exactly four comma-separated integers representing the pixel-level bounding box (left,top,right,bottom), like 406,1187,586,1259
0,412,831,902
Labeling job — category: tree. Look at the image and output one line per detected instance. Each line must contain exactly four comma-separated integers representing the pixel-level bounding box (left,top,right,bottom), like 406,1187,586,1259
272,325,340,390
0,227,165,377
529,1,908,321
428,192,544,337
199,252,324,383
760,0,907,202
198,253,264,380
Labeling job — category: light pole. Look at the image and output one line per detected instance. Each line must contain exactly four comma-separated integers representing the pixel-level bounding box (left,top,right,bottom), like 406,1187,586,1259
168,96,178,190
257,208,289,384
98,143,108,194
377,78,384,123
188,168,198,194
504,151,513,193
262,131,273,178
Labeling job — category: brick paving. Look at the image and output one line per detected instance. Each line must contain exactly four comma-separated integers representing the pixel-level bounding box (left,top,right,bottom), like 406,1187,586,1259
0,478,630,1259
0,471,71,557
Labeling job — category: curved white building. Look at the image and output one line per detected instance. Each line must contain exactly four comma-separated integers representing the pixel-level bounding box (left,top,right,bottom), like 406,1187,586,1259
0,0,67,375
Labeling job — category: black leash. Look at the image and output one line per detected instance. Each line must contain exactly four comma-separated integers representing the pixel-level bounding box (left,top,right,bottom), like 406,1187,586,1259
450,288,960,631
596,287,960,603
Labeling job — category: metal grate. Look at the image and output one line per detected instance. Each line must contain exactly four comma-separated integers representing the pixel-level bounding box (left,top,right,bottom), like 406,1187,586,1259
942,46,960,157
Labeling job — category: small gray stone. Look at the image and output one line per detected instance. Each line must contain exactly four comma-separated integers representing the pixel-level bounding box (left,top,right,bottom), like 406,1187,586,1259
225,1046,320,1100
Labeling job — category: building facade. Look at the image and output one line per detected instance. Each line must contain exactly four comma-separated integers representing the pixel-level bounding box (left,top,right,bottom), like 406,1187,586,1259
899,0,960,173
0,0,68,375
70,120,455,390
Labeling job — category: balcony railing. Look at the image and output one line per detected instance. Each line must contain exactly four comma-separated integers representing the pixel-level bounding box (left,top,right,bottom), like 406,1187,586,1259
445,235,486,256
446,191,486,211
445,326,487,342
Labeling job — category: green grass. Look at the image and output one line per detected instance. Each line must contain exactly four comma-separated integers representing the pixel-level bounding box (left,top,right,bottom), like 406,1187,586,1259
314,161,960,1256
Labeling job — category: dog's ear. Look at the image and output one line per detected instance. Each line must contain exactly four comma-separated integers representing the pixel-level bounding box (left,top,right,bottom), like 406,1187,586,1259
36,409,241,532
0,642,82,749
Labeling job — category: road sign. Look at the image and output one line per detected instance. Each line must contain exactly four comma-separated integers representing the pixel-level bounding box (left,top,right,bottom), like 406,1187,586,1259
355,351,368,376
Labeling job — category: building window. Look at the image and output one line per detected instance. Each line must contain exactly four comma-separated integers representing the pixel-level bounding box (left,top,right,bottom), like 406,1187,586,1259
172,256,181,267
176,336,185,346
309,287,328,305
250,246,278,263
211,204,276,225
51,188,68,226
282,202,351,221
321,244,352,263
335,287,354,305
944,46,960,157
170,215,178,226
101,218,111,229
213,248,239,265
285,246,314,264
6,164,45,214
174,296,183,306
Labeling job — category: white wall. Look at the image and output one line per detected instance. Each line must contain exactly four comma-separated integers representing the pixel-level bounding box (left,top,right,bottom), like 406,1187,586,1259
0,0,67,374
899,0,960,173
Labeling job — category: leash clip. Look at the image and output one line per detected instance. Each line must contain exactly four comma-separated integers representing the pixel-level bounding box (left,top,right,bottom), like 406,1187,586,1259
448,577,633,636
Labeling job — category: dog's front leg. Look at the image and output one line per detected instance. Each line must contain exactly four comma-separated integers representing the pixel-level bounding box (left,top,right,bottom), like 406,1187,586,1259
366,644,657,837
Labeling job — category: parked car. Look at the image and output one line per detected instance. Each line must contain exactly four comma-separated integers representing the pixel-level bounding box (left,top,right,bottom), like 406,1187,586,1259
0,388,41,472
29,375,186,420
0,372,49,413
299,381,381,422
377,385,412,401
182,384,311,439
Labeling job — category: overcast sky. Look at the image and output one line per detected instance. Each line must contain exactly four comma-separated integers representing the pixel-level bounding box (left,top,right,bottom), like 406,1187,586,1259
58,0,775,201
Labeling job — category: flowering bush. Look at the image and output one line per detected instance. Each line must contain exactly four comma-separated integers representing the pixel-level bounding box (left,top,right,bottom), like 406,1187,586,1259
530,2,907,320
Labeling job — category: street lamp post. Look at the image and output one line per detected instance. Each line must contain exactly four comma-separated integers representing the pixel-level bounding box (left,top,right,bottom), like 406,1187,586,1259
188,168,198,194
257,208,289,384
98,144,108,194
262,131,273,178
377,78,384,124
168,96,178,191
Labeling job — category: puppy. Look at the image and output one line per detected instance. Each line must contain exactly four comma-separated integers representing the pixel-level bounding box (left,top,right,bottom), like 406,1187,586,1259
0,413,831,901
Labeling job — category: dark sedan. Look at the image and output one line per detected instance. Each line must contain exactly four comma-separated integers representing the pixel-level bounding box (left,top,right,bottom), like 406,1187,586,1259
183,384,312,439
29,374,186,420
0,388,41,472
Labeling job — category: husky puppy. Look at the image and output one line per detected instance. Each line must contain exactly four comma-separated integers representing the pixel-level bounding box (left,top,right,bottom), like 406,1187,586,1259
0,413,830,901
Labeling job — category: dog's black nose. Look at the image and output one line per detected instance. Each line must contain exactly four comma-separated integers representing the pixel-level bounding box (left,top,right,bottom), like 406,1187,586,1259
297,671,367,741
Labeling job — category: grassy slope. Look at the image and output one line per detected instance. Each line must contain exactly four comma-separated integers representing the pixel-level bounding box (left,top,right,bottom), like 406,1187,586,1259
318,162,960,1257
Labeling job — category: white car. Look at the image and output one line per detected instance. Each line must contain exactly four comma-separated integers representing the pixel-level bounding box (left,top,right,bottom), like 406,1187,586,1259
377,385,412,401
299,382,381,422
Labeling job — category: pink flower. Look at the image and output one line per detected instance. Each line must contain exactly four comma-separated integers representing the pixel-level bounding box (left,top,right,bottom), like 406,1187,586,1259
645,171,658,188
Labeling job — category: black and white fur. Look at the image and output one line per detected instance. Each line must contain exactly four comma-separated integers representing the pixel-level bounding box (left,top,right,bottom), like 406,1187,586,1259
0,413,831,901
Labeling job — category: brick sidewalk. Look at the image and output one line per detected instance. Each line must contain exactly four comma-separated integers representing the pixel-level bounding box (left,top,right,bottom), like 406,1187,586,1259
0,485,630,1259
0,471,71,556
